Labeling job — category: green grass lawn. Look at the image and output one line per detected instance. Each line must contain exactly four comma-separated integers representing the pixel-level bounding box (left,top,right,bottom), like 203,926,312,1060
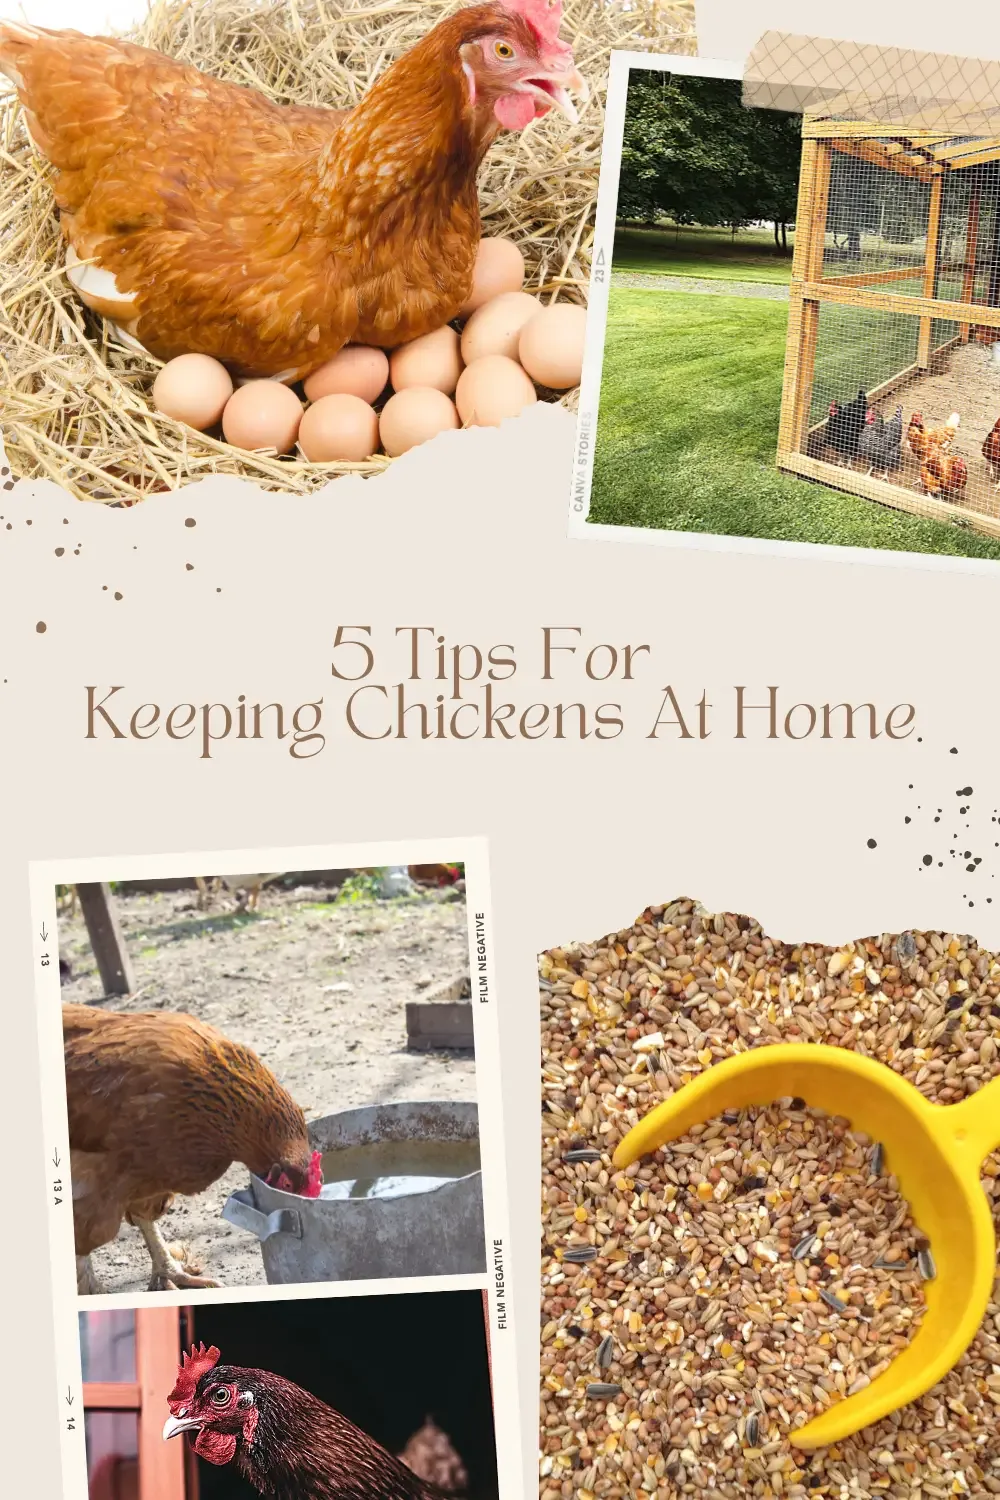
589,288,1000,560
613,224,794,283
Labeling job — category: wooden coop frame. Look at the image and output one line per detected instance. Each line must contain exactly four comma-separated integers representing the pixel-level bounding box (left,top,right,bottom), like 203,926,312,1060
777,116,1000,538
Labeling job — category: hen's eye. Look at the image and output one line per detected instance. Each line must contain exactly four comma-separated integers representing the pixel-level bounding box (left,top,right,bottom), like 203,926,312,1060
494,41,515,59
210,1387,231,1406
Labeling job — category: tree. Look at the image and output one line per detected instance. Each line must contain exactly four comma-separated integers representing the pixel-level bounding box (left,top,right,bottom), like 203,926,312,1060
617,72,802,253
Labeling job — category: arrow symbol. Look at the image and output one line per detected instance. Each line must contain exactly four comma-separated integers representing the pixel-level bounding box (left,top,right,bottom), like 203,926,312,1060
53,1148,61,1168
40,923,49,943
66,1388,74,1406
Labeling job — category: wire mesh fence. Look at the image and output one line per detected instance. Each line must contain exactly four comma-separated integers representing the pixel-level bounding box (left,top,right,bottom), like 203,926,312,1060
783,130,1000,526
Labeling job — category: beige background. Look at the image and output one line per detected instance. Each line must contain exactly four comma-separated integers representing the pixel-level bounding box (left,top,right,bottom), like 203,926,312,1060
3,2,1000,1496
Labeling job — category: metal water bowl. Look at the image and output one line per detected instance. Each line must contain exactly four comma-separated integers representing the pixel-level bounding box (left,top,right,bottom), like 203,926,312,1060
222,1100,485,1284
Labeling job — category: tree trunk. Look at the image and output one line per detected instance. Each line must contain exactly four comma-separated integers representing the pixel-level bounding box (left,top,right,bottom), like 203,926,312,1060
781,221,788,253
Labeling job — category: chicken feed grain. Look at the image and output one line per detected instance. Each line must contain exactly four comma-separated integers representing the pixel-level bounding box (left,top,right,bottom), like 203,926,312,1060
0,0,694,502
539,900,1000,1499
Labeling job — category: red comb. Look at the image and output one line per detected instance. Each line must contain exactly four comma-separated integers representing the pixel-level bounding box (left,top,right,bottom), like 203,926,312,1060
168,1343,221,1411
304,1149,323,1199
505,0,565,44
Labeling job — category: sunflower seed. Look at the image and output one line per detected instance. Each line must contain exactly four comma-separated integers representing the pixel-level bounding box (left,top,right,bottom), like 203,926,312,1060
595,1334,615,1369
744,1412,760,1447
792,1233,819,1261
819,1288,849,1313
563,1246,598,1263
870,1141,884,1177
563,1148,601,1164
918,1247,937,1281
586,1383,622,1399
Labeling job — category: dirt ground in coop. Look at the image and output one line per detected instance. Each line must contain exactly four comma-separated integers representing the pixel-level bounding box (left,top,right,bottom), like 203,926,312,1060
808,339,1000,517
59,882,475,1293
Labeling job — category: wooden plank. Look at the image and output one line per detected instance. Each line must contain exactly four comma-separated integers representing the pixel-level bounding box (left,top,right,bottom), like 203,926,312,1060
918,174,945,367
406,1000,474,1051
777,448,1000,540
137,1307,185,1500
948,145,1000,171
76,882,136,996
961,191,981,341
787,139,831,452
931,135,1000,160
802,120,953,141
83,1381,141,1410
798,280,1000,330
825,265,935,289
777,136,818,457
829,135,934,180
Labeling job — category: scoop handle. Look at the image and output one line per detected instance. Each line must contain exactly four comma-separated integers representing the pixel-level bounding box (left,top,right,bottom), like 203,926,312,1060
946,1074,1000,1164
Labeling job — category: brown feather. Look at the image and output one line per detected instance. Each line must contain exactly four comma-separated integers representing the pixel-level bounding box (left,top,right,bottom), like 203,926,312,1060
0,6,538,377
63,1002,311,1257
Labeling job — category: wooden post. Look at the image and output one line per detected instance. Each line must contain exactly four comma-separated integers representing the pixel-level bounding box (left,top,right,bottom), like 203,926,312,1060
778,137,832,459
137,1308,186,1500
918,174,944,367
961,189,981,342
77,882,136,996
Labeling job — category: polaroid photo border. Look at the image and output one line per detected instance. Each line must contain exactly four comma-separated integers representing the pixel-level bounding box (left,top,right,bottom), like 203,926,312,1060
28,835,521,1500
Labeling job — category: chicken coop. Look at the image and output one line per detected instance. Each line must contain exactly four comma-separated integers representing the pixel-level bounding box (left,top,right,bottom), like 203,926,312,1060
777,115,1000,536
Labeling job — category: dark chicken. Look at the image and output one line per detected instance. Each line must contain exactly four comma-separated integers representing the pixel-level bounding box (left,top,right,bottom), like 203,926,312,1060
163,1344,462,1500
857,404,903,480
65,1003,320,1293
825,389,869,465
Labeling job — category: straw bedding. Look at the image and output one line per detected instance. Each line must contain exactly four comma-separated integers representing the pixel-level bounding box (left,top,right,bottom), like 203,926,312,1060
0,0,694,503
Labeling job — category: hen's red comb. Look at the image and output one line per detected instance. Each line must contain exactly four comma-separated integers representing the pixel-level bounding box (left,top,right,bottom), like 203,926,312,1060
168,1344,221,1411
505,0,565,45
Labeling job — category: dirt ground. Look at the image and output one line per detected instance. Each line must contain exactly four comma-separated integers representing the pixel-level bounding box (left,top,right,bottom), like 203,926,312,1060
59,880,476,1294
809,339,1000,518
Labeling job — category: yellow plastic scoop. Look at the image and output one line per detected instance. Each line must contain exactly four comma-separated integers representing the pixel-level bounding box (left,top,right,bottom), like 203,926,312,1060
612,1043,1000,1449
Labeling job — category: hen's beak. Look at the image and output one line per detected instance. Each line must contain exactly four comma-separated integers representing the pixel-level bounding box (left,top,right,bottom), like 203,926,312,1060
163,1414,202,1441
522,66,588,124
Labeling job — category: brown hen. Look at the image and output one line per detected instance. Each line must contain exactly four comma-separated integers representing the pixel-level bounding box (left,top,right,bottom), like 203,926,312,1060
64,1003,315,1293
0,1,583,379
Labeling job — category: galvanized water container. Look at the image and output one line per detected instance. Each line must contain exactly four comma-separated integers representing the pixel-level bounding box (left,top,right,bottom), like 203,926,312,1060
222,1100,485,1284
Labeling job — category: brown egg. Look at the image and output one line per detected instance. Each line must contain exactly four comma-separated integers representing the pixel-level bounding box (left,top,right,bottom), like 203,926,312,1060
380,387,460,457
221,380,303,454
152,354,234,431
460,237,526,316
390,326,463,396
460,292,541,366
299,393,379,462
518,303,588,390
303,346,389,405
455,356,538,428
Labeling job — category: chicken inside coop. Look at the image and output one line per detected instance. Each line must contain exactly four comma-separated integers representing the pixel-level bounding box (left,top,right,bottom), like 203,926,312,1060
782,123,1000,529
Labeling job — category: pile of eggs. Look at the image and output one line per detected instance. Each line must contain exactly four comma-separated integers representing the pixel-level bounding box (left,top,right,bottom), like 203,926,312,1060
149,237,587,463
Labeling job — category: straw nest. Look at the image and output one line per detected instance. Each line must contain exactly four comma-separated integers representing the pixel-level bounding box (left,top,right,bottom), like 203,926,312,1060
0,0,694,503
